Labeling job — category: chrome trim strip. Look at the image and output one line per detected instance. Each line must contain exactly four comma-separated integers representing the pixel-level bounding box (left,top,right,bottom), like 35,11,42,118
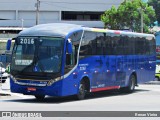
16,78,49,82
15,81,47,87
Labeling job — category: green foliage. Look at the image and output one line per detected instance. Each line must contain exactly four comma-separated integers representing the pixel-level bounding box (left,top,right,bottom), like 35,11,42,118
101,0,156,33
148,0,160,24
101,6,118,29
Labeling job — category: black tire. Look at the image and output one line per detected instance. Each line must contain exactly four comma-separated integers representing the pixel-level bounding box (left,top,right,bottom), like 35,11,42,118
120,74,136,93
35,95,45,101
76,81,86,100
126,74,136,93
154,77,159,81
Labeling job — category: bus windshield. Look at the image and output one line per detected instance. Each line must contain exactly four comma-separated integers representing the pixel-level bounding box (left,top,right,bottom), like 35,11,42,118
11,37,64,74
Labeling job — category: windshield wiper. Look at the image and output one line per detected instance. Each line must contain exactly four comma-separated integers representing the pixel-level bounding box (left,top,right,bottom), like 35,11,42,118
20,61,35,73
34,55,45,72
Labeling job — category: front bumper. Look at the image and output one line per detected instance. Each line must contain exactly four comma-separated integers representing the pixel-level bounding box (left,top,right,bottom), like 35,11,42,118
10,78,62,96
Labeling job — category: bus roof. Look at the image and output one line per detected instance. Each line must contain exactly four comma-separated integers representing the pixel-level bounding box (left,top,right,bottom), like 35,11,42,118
85,27,155,38
18,23,83,37
18,23,155,38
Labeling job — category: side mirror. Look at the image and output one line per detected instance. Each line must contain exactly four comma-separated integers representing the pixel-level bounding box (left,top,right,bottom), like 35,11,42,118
5,64,10,73
6,39,12,51
67,39,72,54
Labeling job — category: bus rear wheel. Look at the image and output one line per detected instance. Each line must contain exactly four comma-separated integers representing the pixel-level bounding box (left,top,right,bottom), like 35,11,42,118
35,95,45,101
154,77,159,81
120,74,136,93
76,81,86,100
126,74,136,93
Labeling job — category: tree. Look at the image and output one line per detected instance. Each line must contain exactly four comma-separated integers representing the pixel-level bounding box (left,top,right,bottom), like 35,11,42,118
101,0,156,33
101,6,118,29
148,0,160,24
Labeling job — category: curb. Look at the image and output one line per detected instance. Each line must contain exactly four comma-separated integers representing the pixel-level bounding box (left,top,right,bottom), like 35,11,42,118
144,81,160,85
0,90,11,96
0,93,11,96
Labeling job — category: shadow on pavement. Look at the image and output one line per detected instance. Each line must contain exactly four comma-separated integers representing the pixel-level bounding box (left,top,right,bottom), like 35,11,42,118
3,88,150,104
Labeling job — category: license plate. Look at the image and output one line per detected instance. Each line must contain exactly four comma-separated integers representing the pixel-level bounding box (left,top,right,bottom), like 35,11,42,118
27,87,36,91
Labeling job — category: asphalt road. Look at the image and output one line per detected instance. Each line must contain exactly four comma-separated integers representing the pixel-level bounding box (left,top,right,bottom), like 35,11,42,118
0,82,160,120
0,83,160,111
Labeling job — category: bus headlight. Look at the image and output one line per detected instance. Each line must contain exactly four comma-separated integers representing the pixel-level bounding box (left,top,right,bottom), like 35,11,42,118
10,75,17,82
47,77,61,86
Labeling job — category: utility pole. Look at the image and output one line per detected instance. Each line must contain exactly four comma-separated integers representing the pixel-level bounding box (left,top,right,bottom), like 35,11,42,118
36,0,40,25
138,7,144,33
140,8,143,33
21,19,24,30
0,62,2,90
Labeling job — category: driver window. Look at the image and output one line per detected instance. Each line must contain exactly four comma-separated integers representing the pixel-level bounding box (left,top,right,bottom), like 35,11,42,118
65,31,82,73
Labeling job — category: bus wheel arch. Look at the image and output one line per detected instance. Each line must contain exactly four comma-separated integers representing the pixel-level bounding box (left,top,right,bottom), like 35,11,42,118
76,76,90,100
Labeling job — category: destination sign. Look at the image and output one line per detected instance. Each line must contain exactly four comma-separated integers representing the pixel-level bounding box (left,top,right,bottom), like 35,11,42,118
18,38,35,45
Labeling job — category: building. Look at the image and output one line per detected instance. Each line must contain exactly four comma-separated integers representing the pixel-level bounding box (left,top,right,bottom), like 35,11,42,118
0,0,124,28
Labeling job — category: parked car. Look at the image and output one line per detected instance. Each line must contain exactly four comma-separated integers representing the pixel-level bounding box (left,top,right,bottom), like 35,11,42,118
0,66,9,83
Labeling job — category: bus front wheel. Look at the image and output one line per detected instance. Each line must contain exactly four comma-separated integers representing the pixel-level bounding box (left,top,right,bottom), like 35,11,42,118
76,81,86,100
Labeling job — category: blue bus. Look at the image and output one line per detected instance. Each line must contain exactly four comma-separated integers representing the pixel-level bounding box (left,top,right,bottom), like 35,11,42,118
9,23,156,100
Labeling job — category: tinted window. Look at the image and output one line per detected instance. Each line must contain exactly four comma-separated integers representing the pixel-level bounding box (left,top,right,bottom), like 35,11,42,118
104,34,121,55
103,35,112,55
135,37,153,55
80,31,96,56
80,31,155,56
115,35,123,55
123,36,135,55
149,38,156,55
135,37,144,55
96,33,103,55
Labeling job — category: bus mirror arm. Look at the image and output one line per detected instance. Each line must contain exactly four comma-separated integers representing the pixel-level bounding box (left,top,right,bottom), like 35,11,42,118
6,38,16,51
6,39,12,51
